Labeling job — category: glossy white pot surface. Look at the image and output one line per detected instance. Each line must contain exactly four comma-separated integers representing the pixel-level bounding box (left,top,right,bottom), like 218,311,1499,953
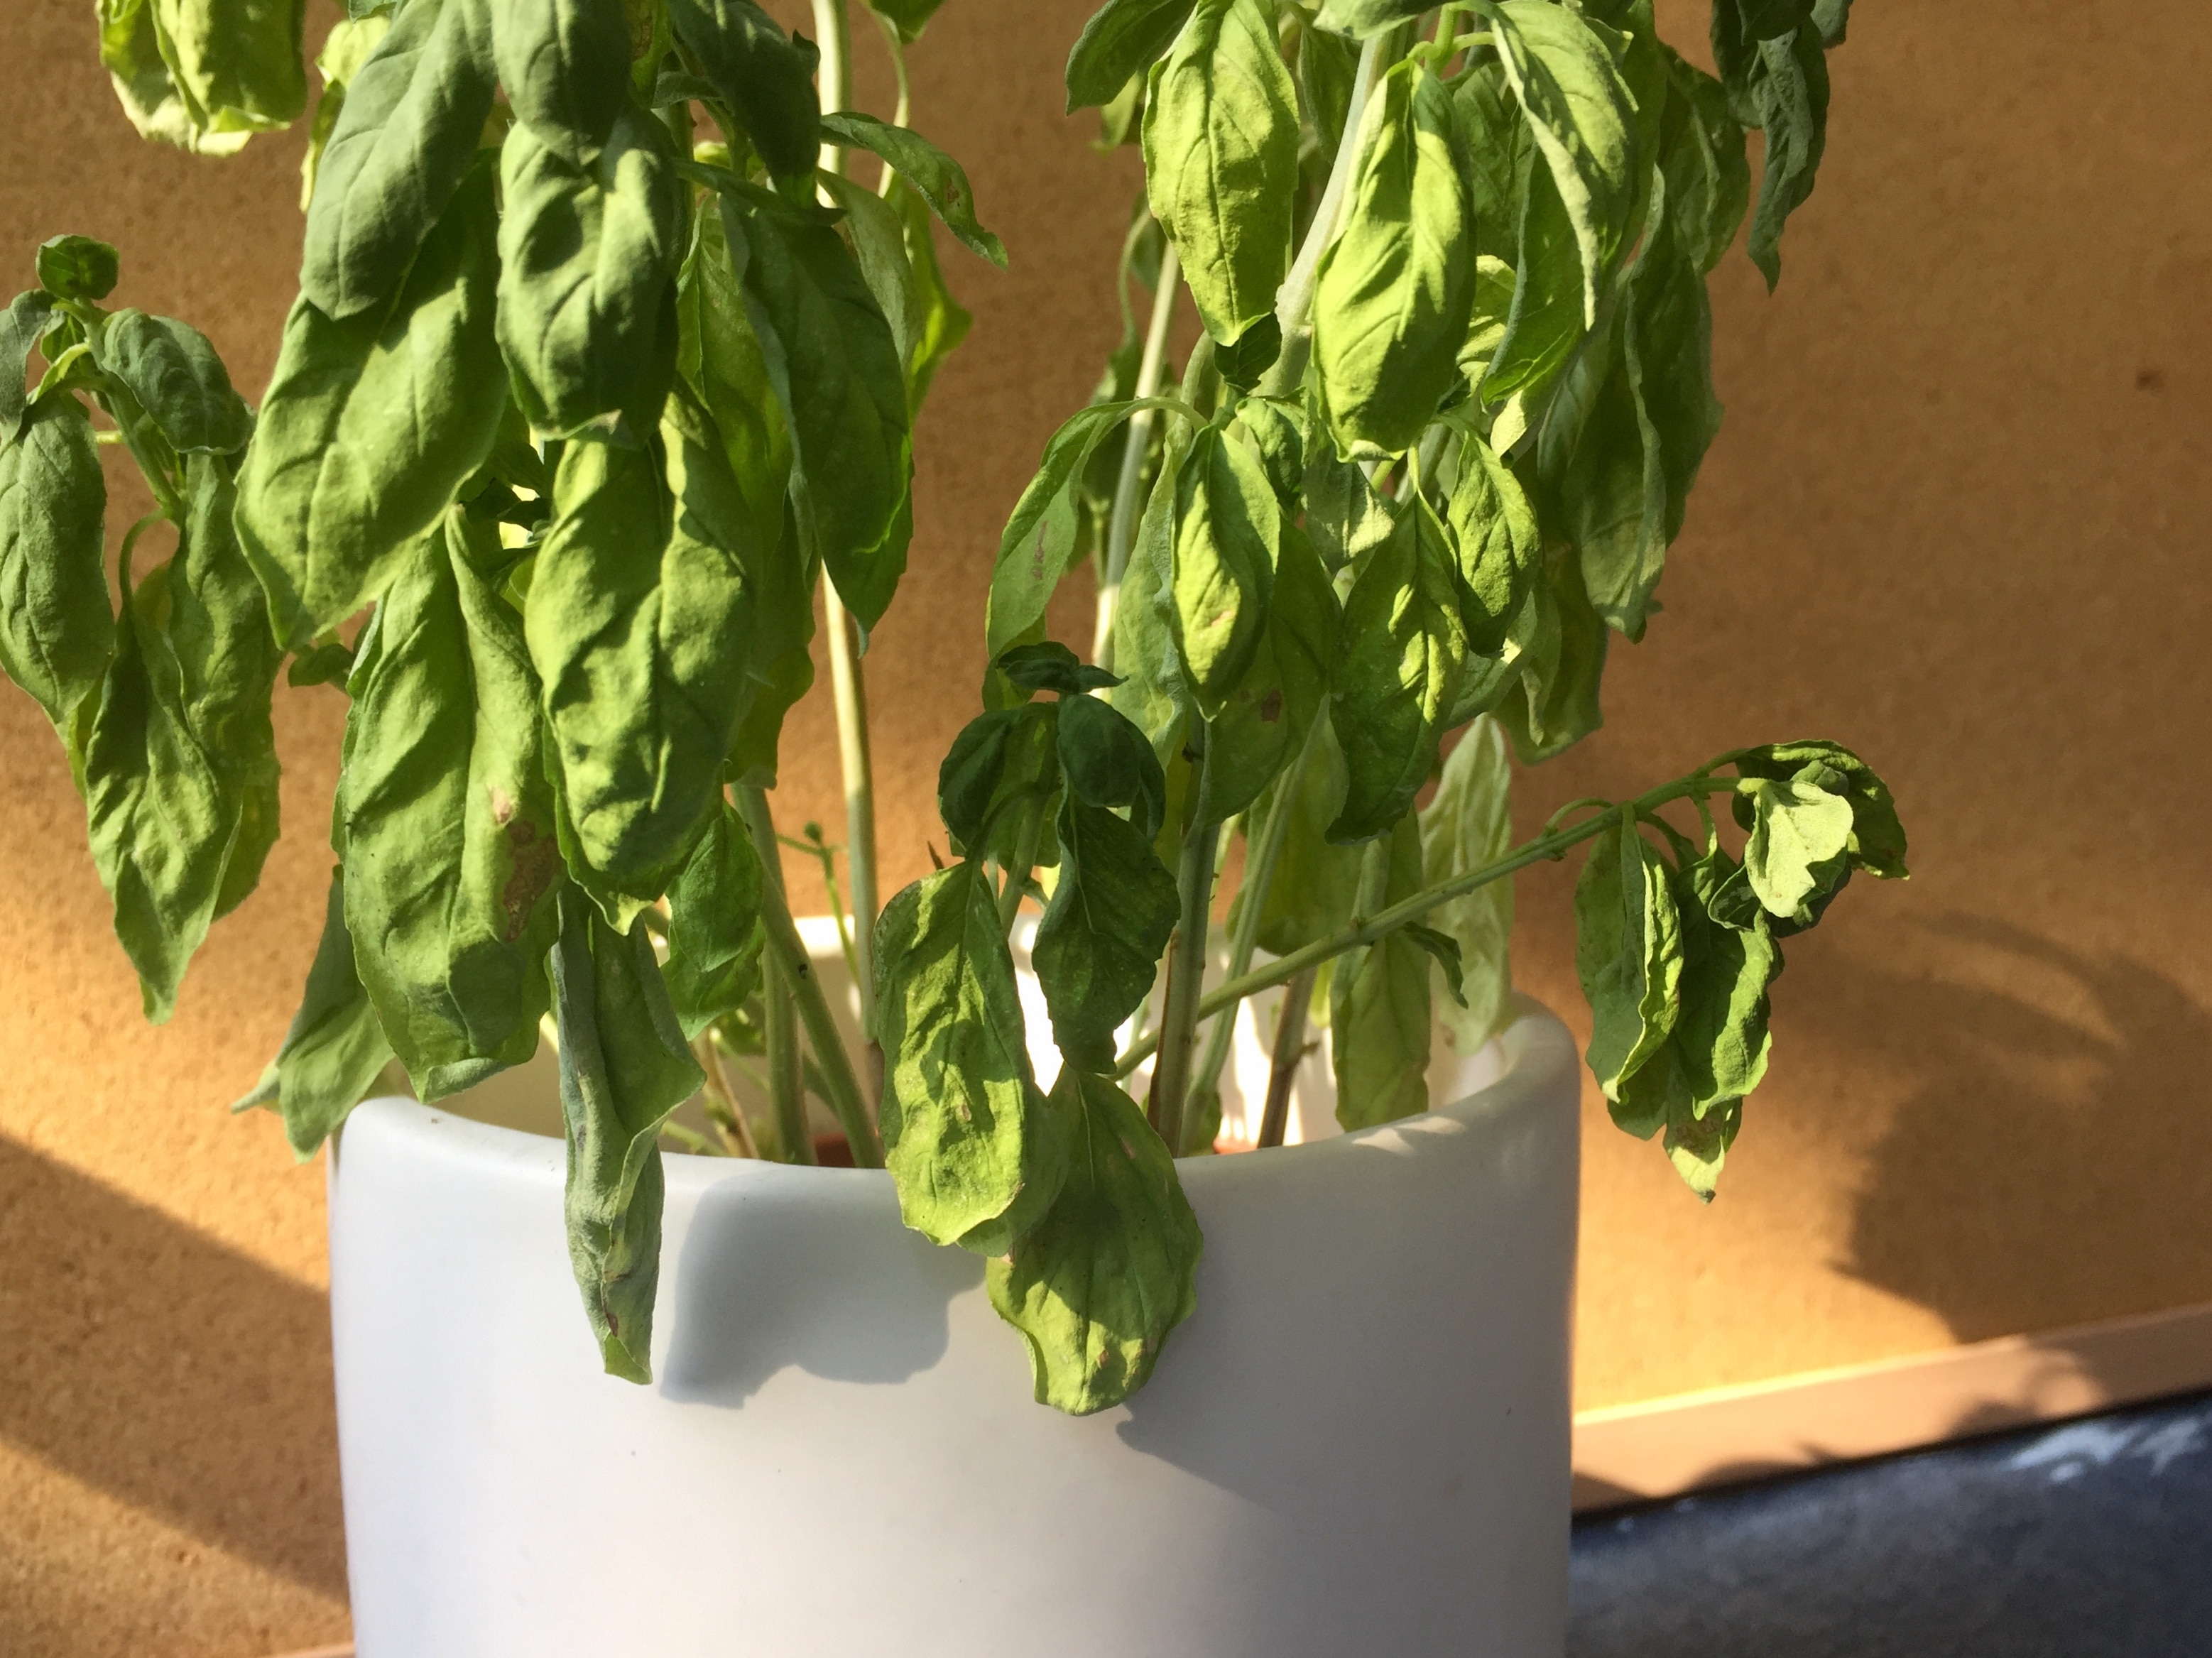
327,930,1581,1658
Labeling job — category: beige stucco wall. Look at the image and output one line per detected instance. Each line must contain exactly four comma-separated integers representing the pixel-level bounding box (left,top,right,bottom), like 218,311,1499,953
1,0,2207,1651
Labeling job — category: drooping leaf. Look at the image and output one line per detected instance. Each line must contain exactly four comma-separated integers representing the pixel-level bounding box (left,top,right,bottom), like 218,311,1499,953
937,700,1060,863
886,172,974,410
233,867,398,1158
1657,45,1750,276
1034,792,1179,1074
1418,716,1515,1051
1446,428,1540,660
822,173,924,377
1142,0,1299,345
526,425,753,922
490,0,631,164
874,861,1069,1250
1194,517,1334,825
1483,139,1586,403
550,887,704,1383
663,795,765,1040
675,201,792,557
721,499,816,789
236,160,506,648
726,196,913,631
1731,738,1907,880
337,512,564,1097
821,111,1008,268
95,309,256,456
1573,813,1682,1099
1245,713,1363,956
998,639,1122,699
96,0,308,152
301,0,498,318
1329,493,1464,842
0,399,111,730
1494,540,1608,762
987,1067,1200,1415
866,0,946,45
1302,442,1395,573
496,110,681,437
1332,814,1433,1128
1170,423,1277,721
1711,1,1835,287
1453,59,1534,268
1066,0,1193,112
1739,773,1853,922
987,400,1148,662
667,0,822,187
1313,60,1477,456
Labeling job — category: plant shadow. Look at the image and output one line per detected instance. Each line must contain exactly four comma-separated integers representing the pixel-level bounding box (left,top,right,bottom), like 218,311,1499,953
0,1133,347,1598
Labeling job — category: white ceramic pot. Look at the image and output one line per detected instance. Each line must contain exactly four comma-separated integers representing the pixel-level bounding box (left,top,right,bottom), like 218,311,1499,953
326,927,1581,1657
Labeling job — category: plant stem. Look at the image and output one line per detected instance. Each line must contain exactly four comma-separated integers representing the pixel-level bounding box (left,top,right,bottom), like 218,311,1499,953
1093,240,1183,670
1255,967,1317,1150
1149,751,1221,1157
812,0,853,173
761,952,813,1164
738,786,886,1167
1113,770,1745,1078
695,1033,762,1158
1182,716,1322,1138
1258,28,1394,399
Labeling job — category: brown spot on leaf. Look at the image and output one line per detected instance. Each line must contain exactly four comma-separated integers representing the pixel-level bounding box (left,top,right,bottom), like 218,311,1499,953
1258,688,1283,724
499,816,562,942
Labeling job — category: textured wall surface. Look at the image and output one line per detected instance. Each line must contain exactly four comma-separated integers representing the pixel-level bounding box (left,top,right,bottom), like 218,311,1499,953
1,0,2207,1652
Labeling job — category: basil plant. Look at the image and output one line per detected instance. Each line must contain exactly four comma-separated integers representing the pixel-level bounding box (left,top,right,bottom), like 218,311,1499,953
0,0,1902,1417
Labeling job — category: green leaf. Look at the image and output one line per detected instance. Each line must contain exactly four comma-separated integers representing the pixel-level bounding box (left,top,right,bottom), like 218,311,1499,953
0,400,111,730
301,0,498,319
95,310,255,456
550,887,704,1383
236,160,506,648
667,0,822,186
1332,814,1433,1128
96,0,246,156
1034,792,1179,1072
1142,0,1299,345
1573,814,1682,1101
490,0,631,164
234,868,398,1158
1658,46,1750,276
36,236,120,303
1302,442,1394,573
1328,493,1464,843
1194,517,1334,825
1170,423,1277,722
987,401,1146,662
497,109,681,437
726,197,913,631
1493,540,1608,762
1245,714,1363,956
1453,60,1534,268
1731,739,1907,880
526,424,755,922
886,173,974,410
663,796,765,1040
821,111,1008,268
1310,0,1424,38
1486,0,1640,327
866,0,946,45
874,861,1069,1250
103,0,310,149
821,173,923,376
299,12,389,212
1483,136,1586,403
937,701,1060,861
1740,774,1852,922
1,290,57,442
1106,445,1192,765
1313,61,1476,456
1235,397,1304,504
1418,716,1515,1051
338,512,564,1096
1066,0,1193,112
1446,429,1540,659
986,1067,1199,1415
676,202,793,560
721,500,816,789
999,639,1121,699
1711,2,1834,287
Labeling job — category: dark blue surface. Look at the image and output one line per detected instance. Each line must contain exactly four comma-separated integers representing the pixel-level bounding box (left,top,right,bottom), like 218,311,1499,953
1571,1391,2212,1657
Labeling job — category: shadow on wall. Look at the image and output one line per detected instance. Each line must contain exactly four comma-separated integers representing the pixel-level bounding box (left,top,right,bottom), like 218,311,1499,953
0,1134,347,1599
1828,912,2212,1344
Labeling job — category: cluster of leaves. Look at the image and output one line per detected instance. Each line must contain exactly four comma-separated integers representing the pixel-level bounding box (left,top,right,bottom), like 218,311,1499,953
6,0,997,1385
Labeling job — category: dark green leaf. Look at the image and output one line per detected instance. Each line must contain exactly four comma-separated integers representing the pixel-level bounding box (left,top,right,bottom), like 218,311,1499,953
1314,61,1476,455
1494,540,1608,761
938,701,1060,858
550,887,704,1382
822,173,924,376
287,638,355,688
987,1067,1199,1414
1331,814,1432,1128
886,173,974,410
1194,516,1333,824
1034,792,1179,1072
1329,493,1464,842
96,309,255,455
338,511,564,1096
0,399,111,729
35,236,119,302
234,868,398,1158
301,0,498,318
491,0,630,164
874,861,1069,1249
999,639,1121,697
668,0,822,186
726,197,913,631
866,0,946,44
721,499,816,789
1712,2,1834,287
1143,0,1299,344
236,160,506,648
1,290,57,441
1067,0,1192,111
988,400,1146,661
1446,428,1539,660
1057,687,1170,841
822,111,1008,268
497,110,682,437
663,795,765,1040
1658,46,1750,276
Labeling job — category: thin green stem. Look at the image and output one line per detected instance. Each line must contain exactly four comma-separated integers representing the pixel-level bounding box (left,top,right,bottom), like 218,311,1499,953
1113,769,1746,1078
694,1032,761,1158
1093,239,1183,670
761,951,814,1164
1148,756,1221,1156
1255,966,1317,1150
811,0,853,168
738,787,885,1166
1184,717,1322,1130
